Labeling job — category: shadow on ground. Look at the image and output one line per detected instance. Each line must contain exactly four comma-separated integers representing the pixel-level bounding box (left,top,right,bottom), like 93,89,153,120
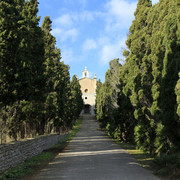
34,115,160,180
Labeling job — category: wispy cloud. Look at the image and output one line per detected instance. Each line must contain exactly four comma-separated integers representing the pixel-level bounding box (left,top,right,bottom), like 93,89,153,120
61,48,74,64
52,0,140,66
106,0,137,18
83,39,97,51
78,11,94,22
105,0,137,32
52,27,78,42
80,0,136,65
54,14,73,27
100,37,126,65
52,11,96,42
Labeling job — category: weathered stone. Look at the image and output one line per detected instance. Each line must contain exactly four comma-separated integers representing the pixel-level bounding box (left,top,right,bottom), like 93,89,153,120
0,134,68,174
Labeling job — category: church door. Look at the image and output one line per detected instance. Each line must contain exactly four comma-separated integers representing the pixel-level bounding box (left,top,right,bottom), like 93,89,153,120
84,104,91,114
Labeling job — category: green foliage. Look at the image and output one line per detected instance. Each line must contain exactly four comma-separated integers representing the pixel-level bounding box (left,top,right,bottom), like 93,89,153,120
70,75,83,124
153,153,180,177
175,73,180,117
96,0,180,158
0,1,83,143
122,50,130,58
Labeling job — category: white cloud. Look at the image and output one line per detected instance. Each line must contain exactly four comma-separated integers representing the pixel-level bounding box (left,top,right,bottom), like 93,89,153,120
61,48,74,63
52,28,78,42
54,14,73,27
63,28,78,41
52,11,95,42
52,0,139,66
105,0,137,31
79,11,94,21
83,39,97,51
52,28,62,36
97,36,110,46
53,11,94,28
106,0,137,18
100,37,126,65
52,14,78,42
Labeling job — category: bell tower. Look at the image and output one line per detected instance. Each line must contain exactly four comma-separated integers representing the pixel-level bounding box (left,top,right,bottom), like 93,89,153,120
82,67,89,78
79,67,97,115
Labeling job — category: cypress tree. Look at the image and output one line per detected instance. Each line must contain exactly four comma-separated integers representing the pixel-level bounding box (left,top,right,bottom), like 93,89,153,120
153,0,180,154
41,16,61,134
95,59,121,137
115,64,135,142
0,0,21,107
125,0,154,152
175,73,180,118
95,80,104,124
70,75,83,123
59,64,72,130
96,0,180,155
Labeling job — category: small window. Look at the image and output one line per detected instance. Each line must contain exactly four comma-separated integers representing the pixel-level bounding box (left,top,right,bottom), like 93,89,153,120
85,72,87,77
85,97,87,100
85,89,88,93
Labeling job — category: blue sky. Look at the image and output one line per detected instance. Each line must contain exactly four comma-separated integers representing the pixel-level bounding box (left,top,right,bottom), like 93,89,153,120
38,0,159,82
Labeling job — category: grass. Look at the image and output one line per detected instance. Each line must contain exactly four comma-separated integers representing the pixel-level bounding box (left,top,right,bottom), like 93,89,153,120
153,153,180,179
113,140,154,169
0,118,82,180
112,138,180,180
0,152,54,180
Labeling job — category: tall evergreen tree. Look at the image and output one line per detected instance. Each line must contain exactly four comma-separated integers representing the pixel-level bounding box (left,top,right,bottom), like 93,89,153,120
16,0,46,137
0,0,21,107
40,16,60,134
115,64,135,142
95,81,107,128
153,0,180,154
95,0,180,155
70,75,83,123
59,64,73,130
125,0,154,152
96,59,121,137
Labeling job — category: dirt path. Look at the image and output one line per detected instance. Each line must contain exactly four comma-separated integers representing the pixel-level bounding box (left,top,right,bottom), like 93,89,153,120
34,115,160,180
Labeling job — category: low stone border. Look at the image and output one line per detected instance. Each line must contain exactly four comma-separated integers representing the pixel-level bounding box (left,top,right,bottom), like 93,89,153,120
0,134,68,173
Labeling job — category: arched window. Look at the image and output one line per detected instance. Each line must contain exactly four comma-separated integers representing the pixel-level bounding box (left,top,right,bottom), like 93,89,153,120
85,89,88,93
85,72,87,77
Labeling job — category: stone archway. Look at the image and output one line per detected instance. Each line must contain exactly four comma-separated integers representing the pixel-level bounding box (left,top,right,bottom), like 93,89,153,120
84,104,91,114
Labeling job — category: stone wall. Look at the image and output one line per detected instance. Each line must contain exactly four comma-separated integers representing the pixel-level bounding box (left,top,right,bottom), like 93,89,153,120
0,134,68,173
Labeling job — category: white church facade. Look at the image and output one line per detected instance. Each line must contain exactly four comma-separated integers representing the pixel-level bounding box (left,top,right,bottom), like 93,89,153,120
78,67,97,115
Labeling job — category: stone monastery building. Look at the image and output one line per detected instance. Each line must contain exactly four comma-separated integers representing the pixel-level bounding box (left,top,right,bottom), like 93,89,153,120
78,67,97,115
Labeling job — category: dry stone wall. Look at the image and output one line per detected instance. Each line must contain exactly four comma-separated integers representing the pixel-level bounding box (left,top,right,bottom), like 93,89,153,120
0,134,67,173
